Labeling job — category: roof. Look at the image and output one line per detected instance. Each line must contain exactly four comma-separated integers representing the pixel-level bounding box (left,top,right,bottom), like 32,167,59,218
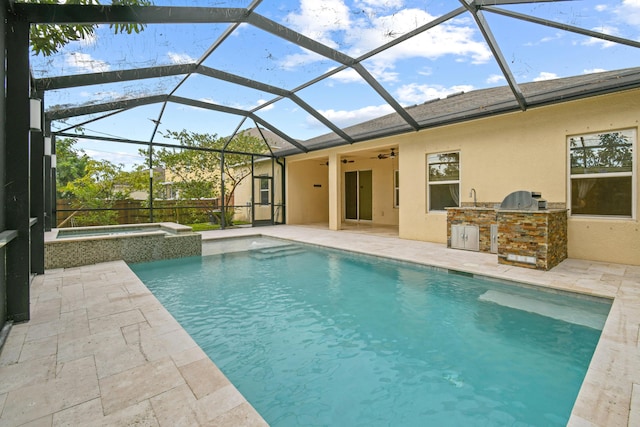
282,67,640,155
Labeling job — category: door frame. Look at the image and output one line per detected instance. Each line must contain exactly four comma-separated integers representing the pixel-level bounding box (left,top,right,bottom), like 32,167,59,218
344,169,372,222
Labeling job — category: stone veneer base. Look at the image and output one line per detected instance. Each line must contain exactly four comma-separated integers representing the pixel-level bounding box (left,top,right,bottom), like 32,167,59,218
45,222,202,269
447,207,568,271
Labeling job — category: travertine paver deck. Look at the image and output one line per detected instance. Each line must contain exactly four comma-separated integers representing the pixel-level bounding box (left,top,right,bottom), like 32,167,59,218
0,225,639,426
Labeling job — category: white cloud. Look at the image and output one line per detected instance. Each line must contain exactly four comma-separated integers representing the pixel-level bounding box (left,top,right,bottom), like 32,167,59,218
533,72,558,82
345,9,491,64
595,4,608,12
168,52,196,64
312,104,395,128
524,32,564,46
279,51,325,70
583,68,607,74
78,32,98,48
358,0,404,8
281,4,491,80
486,74,506,84
83,149,144,168
614,0,640,25
65,52,110,73
255,99,275,112
327,67,362,84
284,0,351,47
582,26,619,48
395,83,474,105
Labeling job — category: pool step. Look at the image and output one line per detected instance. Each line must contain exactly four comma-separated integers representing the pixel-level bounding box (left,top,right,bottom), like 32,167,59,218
250,244,306,259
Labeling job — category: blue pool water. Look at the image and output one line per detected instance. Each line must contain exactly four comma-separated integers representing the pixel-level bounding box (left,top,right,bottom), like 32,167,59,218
130,237,610,426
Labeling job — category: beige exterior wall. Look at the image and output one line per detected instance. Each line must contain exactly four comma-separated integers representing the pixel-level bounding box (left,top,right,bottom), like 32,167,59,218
285,88,640,266
286,147,400,227
398,89,639,265
286,158,330,224
234,159,285,223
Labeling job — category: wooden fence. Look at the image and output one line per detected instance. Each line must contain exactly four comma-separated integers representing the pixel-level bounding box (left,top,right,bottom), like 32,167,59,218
55,198,228,228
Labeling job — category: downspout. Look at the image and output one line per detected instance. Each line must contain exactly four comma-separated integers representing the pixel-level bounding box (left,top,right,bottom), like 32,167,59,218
276,157,285,224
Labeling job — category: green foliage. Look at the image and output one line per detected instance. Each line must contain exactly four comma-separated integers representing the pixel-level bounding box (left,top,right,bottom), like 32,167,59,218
27,0,152,56
56,137,90,199
56,138,152,226
142,129,268,211
570,131,633,174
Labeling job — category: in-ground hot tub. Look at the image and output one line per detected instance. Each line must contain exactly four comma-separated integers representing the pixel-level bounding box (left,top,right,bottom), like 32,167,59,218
45,222,201,269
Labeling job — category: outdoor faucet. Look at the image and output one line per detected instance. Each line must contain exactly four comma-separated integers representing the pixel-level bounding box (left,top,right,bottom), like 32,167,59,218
470,188,477,207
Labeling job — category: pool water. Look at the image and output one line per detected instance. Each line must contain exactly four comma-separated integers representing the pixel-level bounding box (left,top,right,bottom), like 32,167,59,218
130,238,610,426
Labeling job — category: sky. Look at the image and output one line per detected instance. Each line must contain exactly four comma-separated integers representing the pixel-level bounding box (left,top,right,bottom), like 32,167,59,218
29,0,640,169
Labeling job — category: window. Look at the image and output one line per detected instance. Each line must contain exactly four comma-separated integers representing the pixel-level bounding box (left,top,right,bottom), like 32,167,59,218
427,152,460,211
259,177,270,205
394,170,399,208
569,129,635,217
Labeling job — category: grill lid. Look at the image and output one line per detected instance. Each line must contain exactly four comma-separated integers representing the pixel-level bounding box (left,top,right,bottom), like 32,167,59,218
500,190,546,211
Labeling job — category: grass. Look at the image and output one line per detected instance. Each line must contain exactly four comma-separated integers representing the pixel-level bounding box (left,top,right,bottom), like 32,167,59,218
187,221,250,231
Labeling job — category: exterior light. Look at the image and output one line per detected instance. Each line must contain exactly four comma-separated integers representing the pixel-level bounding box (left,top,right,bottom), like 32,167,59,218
44,137,52,156
51,154,56,168
30,98,42,131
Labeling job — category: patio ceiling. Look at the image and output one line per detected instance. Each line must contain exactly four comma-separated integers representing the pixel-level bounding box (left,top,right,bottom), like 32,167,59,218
20,0,640,157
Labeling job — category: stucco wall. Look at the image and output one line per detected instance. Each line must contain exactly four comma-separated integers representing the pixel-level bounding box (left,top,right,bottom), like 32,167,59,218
396,89,639,265
286,159,330,224
285,88,640,266
232,159,284,223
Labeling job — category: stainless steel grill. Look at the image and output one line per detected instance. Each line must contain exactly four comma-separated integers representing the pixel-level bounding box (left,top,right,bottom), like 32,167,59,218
499,191,547,211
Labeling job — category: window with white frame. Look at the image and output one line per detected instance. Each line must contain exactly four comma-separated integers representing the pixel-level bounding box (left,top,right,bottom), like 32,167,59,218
394,170,399,208
259,177,270,205
569,129,635,217
427,152,460,211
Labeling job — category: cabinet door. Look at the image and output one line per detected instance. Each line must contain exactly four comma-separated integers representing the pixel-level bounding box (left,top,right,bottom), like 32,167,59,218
490,224,498,254
451,225,463,249
465,225,479,252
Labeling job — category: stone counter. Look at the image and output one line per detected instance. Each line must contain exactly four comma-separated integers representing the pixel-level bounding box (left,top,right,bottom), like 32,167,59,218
446,207,497,253
447,207,568,270
497,209,567,271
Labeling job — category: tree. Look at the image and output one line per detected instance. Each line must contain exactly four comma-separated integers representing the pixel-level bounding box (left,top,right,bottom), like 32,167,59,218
55,137,150,225
28,0,152,56
141,129,268,224
55,137,89,199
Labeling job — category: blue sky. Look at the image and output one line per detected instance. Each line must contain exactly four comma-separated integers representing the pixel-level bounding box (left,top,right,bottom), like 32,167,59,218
30,0,640,168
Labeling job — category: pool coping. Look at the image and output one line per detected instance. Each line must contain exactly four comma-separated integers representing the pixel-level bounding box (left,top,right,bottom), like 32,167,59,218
1,225,638,425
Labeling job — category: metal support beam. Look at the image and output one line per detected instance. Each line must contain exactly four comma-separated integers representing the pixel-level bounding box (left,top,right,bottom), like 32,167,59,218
44,129,54,231
352,63,420,130
45,94,168,120
14,4,248,25
30,90,45,275
5,16,31,322
35,64,197,91
245,13,419,131
460,0,527,110
483,6,640,50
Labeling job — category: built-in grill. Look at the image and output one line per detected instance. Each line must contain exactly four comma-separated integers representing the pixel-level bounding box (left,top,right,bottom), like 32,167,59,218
499,190,547,211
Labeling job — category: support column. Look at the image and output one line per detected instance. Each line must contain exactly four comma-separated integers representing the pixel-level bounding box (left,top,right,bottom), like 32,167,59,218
43,126,53,231
328,153,341,231
30,101,45,275
5,16,32,322
51,135,57,228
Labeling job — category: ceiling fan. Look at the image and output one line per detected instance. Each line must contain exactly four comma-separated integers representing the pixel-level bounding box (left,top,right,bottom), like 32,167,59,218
320,158,355,165
373,148,397,159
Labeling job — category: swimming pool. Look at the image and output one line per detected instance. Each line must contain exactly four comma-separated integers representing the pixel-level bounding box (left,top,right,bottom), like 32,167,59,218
131,237,610,426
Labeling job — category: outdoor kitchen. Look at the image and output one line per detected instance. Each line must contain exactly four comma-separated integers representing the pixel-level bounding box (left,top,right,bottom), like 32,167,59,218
447,191,568,271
